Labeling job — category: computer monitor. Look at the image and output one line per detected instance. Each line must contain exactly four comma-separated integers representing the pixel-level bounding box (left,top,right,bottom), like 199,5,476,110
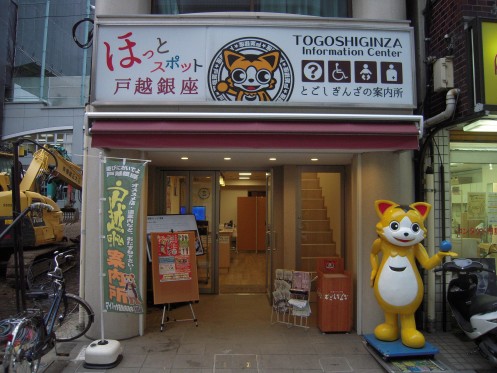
192,206,206,221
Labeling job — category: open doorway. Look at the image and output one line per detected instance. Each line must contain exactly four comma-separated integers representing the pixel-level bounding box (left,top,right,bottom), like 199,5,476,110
219,170,268,293
160,169,270,294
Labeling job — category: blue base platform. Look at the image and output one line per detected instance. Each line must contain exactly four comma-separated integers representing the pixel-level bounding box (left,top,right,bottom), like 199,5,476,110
363,334,439,360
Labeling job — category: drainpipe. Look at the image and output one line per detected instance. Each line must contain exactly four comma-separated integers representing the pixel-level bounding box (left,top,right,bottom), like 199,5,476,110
425,88,460,128
423,87,459,332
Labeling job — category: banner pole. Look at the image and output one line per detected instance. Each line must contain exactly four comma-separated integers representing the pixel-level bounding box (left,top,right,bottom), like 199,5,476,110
84,152,123,369
98,153,105,341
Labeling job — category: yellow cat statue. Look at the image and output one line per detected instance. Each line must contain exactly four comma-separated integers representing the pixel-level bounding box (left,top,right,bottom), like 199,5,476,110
370,200,457,348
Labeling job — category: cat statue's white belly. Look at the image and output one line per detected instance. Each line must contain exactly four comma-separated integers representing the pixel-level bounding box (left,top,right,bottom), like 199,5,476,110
377,255,418,307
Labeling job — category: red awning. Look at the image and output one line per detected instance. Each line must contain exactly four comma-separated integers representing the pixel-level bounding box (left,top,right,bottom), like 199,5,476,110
89,120,420,151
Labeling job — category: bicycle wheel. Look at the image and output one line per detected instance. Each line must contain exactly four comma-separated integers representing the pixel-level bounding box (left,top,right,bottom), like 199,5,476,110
3,316,45,373
53,294,94,342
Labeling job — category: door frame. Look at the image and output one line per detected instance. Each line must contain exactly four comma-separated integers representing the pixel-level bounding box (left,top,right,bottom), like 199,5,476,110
265,169,273,302
159,170,219,294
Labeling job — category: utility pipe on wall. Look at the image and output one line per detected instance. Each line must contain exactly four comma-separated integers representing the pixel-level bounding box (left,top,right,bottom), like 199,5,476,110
423,87,460,332
424,88,460,128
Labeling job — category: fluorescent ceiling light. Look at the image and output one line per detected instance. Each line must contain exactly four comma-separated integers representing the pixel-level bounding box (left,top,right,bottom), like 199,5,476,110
239,172,252,176
463,119,497,132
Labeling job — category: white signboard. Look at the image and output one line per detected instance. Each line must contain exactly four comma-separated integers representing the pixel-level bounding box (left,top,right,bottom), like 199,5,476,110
93,24,415,108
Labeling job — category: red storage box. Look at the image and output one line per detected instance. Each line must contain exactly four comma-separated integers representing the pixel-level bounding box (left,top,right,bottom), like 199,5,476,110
317,270,353,332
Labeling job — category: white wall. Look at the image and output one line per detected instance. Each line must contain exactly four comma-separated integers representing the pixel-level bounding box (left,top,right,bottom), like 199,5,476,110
355,151,415,334
220,189,247,228
352,0,406,20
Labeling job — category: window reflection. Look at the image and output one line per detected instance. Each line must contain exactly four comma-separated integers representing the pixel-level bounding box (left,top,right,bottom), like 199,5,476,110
153,0,349,17
451,163,497,259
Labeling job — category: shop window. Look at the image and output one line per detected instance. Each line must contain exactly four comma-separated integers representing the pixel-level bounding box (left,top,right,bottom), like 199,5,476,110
153,0,349,17
451,163,497,259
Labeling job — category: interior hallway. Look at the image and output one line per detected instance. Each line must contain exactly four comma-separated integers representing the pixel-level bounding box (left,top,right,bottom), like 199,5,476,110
39,293,496,372
219,251,266,294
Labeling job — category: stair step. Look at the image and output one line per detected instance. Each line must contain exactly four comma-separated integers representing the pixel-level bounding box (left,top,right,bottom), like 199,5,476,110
301,199,325,209
301,220,330,231
302,209,328,220
301,243,337,257
301,189,324,199
301,256,339,272
302,179,320,189
301,231,334,243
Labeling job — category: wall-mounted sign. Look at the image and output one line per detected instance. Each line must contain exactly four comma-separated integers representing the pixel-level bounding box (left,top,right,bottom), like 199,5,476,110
481,21,497,106
93,21,415,108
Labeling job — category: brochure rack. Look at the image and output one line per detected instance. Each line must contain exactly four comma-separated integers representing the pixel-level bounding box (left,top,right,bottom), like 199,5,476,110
271,269,315,329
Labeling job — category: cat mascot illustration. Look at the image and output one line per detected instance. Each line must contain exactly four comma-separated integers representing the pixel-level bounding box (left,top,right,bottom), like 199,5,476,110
370,200,456,348
216,49,280,101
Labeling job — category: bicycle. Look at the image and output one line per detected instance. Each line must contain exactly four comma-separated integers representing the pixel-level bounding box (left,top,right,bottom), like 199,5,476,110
1,250,94,372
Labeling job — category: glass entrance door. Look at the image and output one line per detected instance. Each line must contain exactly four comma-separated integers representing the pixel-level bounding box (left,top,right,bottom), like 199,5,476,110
191,172,217,293
161,169,271,294
162,171,217,294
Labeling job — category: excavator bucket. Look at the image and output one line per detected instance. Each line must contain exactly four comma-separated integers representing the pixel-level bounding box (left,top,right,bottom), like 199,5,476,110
61,207,79,224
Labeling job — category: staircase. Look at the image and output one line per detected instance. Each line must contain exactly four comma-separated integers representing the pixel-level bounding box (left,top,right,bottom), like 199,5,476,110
300,172,337,272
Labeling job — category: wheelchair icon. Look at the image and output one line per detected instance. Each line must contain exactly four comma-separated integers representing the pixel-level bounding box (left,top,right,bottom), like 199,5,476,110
332,63,349,81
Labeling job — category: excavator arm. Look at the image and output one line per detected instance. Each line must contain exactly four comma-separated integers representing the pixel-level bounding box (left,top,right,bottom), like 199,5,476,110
19,145,82,192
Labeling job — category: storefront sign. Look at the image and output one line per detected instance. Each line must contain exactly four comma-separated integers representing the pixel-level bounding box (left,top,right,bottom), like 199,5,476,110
481,21,497,106
93,22,415,108
102,158,146,314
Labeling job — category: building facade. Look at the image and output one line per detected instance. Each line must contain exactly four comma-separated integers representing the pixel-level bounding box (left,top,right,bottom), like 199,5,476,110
82,0,424,339
4,0,496,340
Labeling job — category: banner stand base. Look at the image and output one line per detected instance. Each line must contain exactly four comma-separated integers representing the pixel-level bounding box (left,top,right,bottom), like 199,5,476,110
83,339,123,369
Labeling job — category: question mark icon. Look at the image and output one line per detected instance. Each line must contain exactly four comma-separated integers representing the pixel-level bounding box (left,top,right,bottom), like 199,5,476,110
304,62,323,81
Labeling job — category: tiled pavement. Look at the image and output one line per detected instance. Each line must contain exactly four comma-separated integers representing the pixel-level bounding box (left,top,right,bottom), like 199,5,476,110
7,294,497,372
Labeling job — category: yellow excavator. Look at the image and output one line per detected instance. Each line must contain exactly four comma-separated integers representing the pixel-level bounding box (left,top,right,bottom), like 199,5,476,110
0,144,83,282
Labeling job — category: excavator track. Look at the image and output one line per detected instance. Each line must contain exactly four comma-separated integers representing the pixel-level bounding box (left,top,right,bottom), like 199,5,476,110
5,243,78,288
